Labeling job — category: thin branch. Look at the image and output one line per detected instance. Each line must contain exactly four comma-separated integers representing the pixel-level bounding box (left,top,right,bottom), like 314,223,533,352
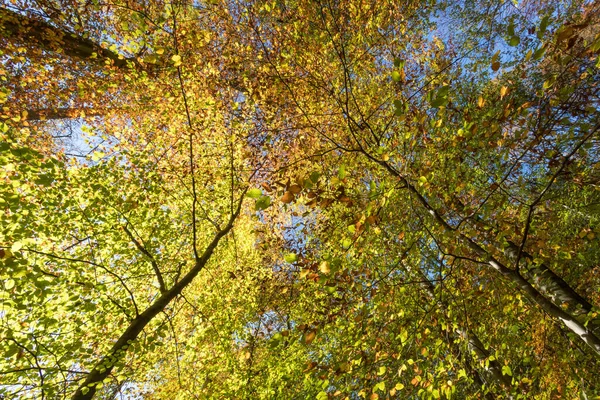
122,224,166,293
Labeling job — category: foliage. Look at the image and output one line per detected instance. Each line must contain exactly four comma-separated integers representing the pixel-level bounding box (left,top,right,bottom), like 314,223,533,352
1,0,600,399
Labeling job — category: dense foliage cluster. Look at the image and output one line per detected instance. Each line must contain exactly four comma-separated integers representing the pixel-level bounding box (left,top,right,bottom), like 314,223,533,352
1,0,600,398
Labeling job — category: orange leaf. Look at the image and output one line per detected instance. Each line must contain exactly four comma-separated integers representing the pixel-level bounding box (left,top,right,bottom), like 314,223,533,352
289,184,302,194
304,330,317,345
281,191,294,203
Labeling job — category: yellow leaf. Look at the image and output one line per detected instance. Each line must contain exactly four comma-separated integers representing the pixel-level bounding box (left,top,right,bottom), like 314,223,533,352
477,96,485,108
319,261,331,274
171,54,182,66
500,86,509,99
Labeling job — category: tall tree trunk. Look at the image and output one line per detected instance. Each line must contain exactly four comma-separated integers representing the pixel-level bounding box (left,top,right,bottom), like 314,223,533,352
0,7,134,68
416,270,513,394
504,240,596,319
23,107,109,121
72,207,242,400
373,157,600,356
468,216,595,320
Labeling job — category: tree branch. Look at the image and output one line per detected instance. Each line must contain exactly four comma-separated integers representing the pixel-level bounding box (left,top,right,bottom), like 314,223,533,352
122,224,166,293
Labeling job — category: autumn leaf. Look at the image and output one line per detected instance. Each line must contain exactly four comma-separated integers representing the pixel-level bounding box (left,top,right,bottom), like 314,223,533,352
281,191,295,203
304,330,317,345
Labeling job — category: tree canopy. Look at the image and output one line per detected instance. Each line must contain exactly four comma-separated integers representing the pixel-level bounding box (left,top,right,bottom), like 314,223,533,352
1,0,600,398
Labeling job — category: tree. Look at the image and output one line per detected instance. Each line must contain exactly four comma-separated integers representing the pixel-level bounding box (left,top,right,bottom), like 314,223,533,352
1,0,600,399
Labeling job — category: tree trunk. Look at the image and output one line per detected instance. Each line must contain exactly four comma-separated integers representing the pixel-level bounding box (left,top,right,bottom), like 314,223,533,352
23,107,109,121
504,240,596,318
374,158,600,356
71,210,240,400
0,7,133,68
469,215,595,320
417,271,512,393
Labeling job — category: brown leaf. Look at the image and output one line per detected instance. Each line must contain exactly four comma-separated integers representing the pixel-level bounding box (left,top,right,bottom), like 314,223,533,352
281,191,294,203
304,330,317,344
556,26,574,42
320,198,334,208
289,184,302,194
491,61,500,71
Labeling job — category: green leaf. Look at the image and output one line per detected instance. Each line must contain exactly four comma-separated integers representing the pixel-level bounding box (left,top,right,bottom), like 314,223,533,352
246,188,263,198
502,365,512,376
538,15,550,39
533,46,546,60
507,21,515,37
391,71,402,82
508,36,520,46
437,85,450,98
284,253,298,263
310,171,320,183
255,195,271,210
393,58,405,68
430,97,447,108
5,279,15,290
